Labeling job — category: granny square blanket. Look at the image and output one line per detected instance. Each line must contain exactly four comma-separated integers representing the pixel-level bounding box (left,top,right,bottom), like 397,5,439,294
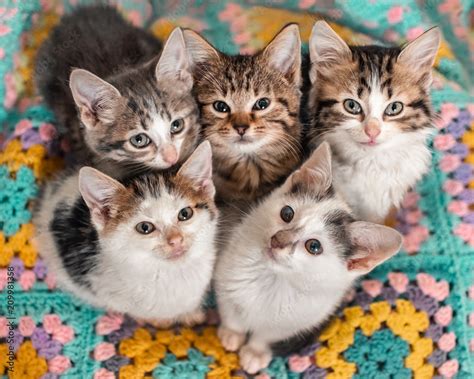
0,0,473,378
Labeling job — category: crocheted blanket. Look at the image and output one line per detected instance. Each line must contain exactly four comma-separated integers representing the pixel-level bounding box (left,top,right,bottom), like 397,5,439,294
0,1,473,378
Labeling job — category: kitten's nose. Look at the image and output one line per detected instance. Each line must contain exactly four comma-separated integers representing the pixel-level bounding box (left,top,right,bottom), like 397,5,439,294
167,234,183,248
270,230,292,250
233,124,249,136
161,145,178,165
364,119,381,139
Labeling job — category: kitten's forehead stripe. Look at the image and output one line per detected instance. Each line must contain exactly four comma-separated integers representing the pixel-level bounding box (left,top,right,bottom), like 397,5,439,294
323,209,354,258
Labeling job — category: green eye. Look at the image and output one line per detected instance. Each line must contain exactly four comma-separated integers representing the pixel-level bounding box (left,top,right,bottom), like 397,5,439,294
213,101,230,113
280,205,294,223
384,101,404,116
170,119,184,134
130,133,151,148
305,239,323,255
253,98,271,111
135,221,155,234
343,99,362,115
178,207,194,221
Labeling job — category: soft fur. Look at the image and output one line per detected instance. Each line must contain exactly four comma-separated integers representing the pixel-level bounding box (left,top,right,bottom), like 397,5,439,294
35,6,199,178
34,142,218,323
215,143,402,374
184,24,303,202
306,21,440,223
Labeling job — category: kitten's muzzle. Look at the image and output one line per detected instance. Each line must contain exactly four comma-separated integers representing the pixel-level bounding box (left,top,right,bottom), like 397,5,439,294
233,123,249,136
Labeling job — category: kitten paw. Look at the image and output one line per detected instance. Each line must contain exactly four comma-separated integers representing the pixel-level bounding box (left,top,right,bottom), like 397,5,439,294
239,344,272,374
146,318,174,329
180,309,207,327
218,326,246,352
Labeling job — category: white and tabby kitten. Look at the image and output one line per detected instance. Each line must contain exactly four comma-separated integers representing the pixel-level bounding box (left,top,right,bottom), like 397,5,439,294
215,142,402,374
36,6,199,178
307,21,440,223
34,142,217,324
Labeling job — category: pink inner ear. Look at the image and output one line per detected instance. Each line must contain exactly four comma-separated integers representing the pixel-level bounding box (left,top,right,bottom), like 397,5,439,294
347,257,372,271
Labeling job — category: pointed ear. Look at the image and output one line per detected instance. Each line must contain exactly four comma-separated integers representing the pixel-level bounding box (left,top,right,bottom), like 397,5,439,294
78,167,126,231
261,23,301,85
283,142,332,196
309,21,351,83
183,29,220,65
398,27,440,69
177,141,215,198
69,69,121,129
155,28,193,92
347,222,402,275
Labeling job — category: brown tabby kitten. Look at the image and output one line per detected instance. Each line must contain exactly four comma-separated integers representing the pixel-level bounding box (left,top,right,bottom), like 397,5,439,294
305,21,439,223
183,24,303,202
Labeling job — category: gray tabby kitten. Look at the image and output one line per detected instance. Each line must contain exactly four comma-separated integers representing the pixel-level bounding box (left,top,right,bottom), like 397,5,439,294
35,6,199,178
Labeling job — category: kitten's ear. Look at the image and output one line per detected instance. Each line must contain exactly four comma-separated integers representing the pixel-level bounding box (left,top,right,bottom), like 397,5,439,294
398,27,440,69
177,141,215,198
155,28,193,92
347,222,402,275
262,23,301,85
183,29,220,65
309,21,351,83
70,69,122,129
284,142,332,196
79,167,126,231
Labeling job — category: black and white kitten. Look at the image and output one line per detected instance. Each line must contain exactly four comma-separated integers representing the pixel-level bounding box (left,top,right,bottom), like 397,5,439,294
215,142,402,374
34,142,218,324
35,6,199,178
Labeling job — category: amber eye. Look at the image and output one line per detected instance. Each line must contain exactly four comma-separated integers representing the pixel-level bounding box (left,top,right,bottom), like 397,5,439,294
384,101,404,116
253,98,271,111
170,119,184,134
343,99,362,115
135,221,155,234
130,133,151,148
305,239,323,255
280,205,294,223
213,101,230,113
178,207,194,221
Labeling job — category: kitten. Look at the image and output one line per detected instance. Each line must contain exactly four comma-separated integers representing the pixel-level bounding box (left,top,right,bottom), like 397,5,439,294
35,6,199,178
183,24,303,202
215,142,402,374
34,142,218,324
306,21,440,223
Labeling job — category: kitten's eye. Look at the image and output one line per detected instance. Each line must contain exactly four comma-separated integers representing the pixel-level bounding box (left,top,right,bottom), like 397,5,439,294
130,133,151,148
384,101,404,116
170,119,184,134
280,205,294,223
135,221,155,235
213,101,230,113
343,99,362,115
178,207,194,221
253,98,271,111
305,239,323,255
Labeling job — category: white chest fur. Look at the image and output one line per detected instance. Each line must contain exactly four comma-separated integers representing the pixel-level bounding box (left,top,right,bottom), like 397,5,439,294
328,134,431,223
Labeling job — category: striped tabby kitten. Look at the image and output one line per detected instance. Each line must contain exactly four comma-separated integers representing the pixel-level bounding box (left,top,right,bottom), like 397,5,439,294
36,6,199,178
307,21,440,223
34,142,218,324
183,24,303,202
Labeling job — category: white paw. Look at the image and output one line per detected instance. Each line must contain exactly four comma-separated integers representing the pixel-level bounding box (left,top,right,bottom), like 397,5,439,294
180,309,207,327
147,318,174,329
239,344,272,374
218,326,246,352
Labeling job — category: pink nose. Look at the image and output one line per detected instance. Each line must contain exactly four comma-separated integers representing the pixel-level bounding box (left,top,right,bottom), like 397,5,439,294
364,120,381,139
161,145,178,165
167,234,183,248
